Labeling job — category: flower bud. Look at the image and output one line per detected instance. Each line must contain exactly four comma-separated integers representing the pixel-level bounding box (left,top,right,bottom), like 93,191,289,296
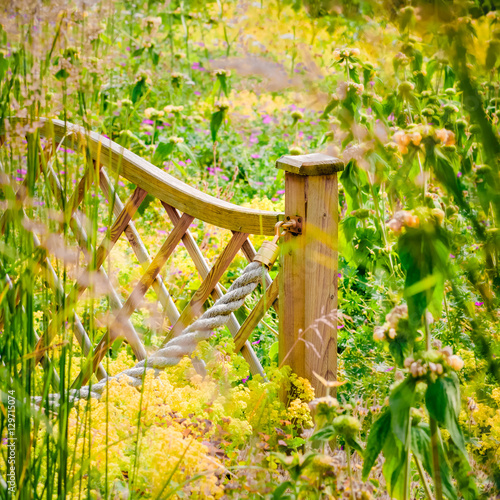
332,415,361,438
404,357,414,368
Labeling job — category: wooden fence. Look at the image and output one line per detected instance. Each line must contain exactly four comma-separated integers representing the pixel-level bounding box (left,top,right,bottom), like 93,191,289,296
0,119,343,397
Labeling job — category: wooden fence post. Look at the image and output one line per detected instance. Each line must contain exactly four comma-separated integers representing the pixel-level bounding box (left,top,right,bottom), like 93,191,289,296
276,153,344,397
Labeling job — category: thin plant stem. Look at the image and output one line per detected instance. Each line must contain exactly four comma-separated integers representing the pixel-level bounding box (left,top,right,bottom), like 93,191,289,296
429,418,443,500
404,413,413,500
414,454,434,500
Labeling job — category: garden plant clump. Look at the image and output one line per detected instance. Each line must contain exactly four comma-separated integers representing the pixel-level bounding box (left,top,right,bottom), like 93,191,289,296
0,0,500,498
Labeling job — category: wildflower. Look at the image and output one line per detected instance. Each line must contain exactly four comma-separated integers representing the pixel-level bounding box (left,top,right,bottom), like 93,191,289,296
213,68,231,77
214,98,230,111
168,136,184,144
447,354,465,371
393,130,411,154
144,108,164,120
436,128,455,146
290,110,304,121
163,105,184,114
409,131,422,146
387,210,419,233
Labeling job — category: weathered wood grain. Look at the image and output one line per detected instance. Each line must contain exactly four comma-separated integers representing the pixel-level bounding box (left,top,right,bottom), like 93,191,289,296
17,118,282,235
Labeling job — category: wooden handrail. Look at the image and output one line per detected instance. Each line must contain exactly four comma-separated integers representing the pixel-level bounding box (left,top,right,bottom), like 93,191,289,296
5,118,282,235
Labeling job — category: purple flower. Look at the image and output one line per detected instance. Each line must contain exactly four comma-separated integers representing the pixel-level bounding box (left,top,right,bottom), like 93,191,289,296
241,376,249,383
271,197,278,202
194,91,201,96
252,339,261,345
251,153,261,159
98,227,107,233
142,119,155,125
449,254,456,259
178,160,186,167
337,324,344,329
276,189,285,195
262,115,272,124
475,301,484,307
118,180,125,187
221,175,229,181
457,172,462,178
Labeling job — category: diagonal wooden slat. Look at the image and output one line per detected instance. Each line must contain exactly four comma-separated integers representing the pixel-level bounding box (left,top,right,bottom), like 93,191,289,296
34,161,147,363
162,203,266,378
98,169,181,326
73,212,195,387
93,186,147,277
165,230,249,341
233,276,279,352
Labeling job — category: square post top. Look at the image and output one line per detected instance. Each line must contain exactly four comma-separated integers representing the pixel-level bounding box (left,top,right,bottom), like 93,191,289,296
276,153,344,176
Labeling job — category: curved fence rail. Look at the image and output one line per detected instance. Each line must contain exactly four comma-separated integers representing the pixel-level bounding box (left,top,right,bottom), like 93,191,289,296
0,118,282,389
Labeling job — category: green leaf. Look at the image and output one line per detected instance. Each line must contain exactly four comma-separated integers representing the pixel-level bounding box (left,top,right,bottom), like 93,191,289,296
269,341,279,363
0,53,8,82
310,425,336,442
210,109,225,142
132,78,147,104
382,430,406,499
55,68,69,81
346,436,363,455
389,377,417,446
273,480,292,499
321,97,339,118
362,408,391,480
152,140,174,165
425,373,466,457
411,424,458,500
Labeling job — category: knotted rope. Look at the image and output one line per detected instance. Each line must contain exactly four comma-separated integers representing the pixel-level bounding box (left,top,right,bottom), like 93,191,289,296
34,261,265,409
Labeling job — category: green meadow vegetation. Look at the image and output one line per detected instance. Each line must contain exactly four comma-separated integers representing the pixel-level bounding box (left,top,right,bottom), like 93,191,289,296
1,0,500,498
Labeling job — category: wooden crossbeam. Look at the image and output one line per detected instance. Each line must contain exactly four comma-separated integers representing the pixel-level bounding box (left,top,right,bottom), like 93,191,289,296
99,169,181,327
73,212,194,387
162,203,266,378
164,230,249,341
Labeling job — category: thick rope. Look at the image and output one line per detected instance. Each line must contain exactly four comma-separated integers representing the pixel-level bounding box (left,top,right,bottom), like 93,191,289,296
34,261,265,408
